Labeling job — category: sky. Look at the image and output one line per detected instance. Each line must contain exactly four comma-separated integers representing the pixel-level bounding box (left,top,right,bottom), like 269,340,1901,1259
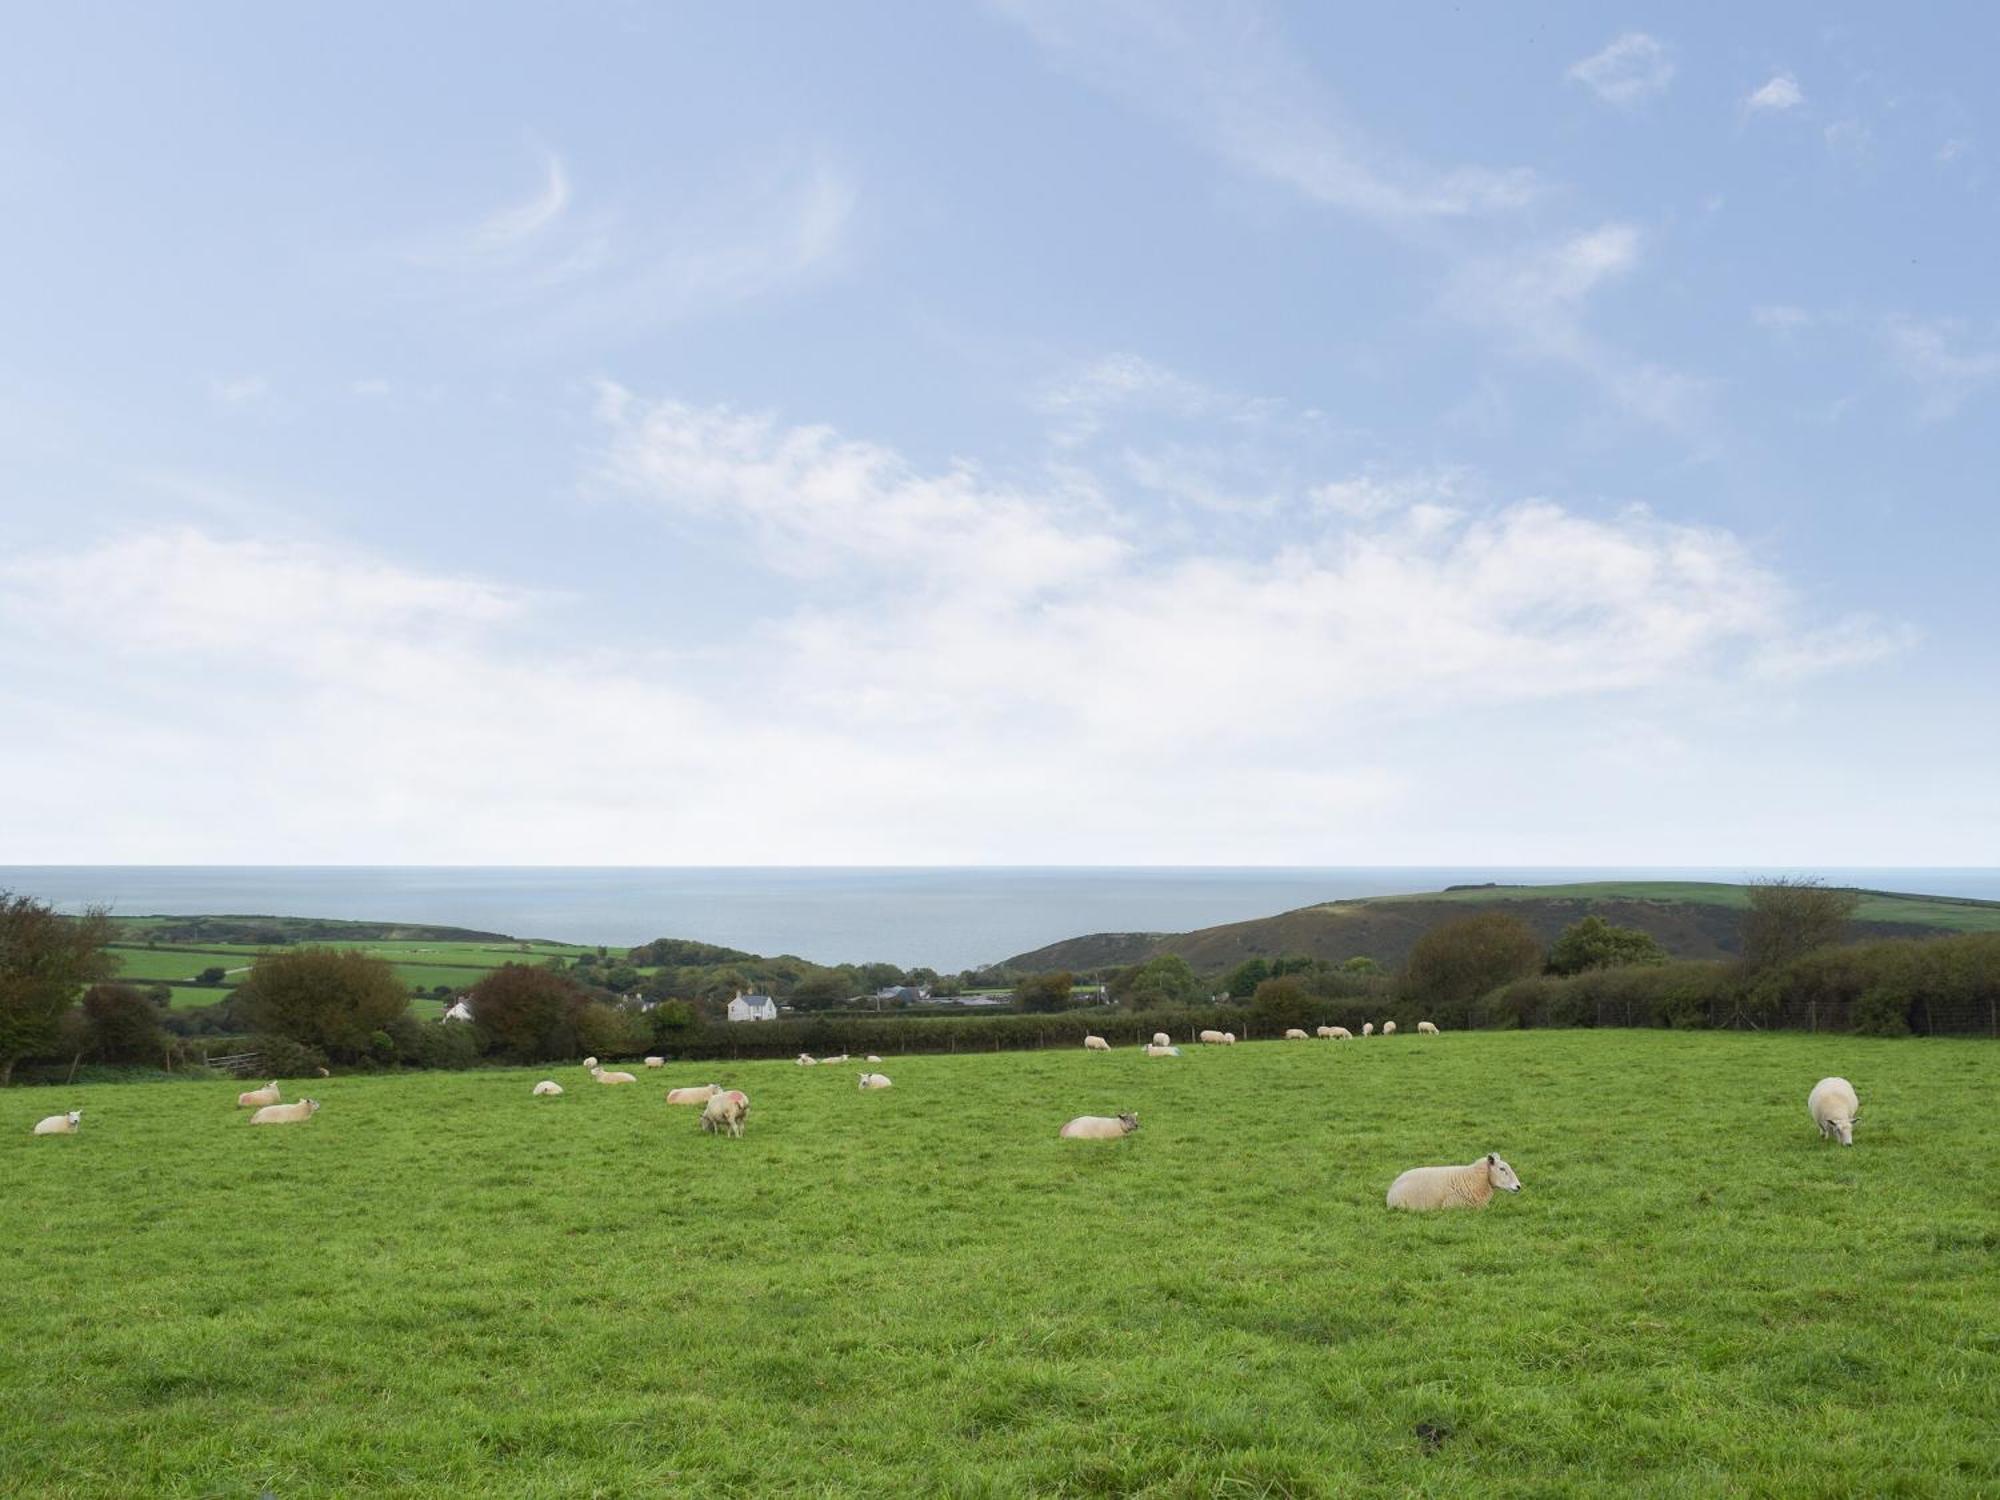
1,2,1996,865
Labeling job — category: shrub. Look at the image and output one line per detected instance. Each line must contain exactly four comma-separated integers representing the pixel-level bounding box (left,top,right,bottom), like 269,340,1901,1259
234,948,410,1062
1851,986,1912,1038
1014,972,1074,1013
81,983,168,1063
1546,916,1667,976
466,964,591,1060
0,895,115,1086
1249,976,1313,1031
390,1016,481,1069
1403,913,1542,1023
248,1033,329,1079
1112,956,1200,1009
573,1001,649,1060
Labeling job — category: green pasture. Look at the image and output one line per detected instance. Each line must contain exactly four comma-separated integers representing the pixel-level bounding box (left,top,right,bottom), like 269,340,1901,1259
1391,880,2000,931
103,939,604,1009
4,1030,1995,1496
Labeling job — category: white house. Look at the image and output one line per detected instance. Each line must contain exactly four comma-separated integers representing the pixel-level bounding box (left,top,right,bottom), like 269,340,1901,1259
442,999,474,1023
727,992,779,1023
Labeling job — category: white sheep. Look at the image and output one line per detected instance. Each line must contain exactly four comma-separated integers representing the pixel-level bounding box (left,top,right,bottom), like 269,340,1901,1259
1059,1112,1140,1140
1083,1035,1111,1052
1221,1032,1236,1045
250,1099,321,1126
237,1081,281,1109
1283,1028,1310,1041
1314,1026,1336,1039
1382,1021,1398,1036
644,1056,665,1069
32,1110,82,1135
797,1054,817,1066
700,1091,748,1138
1362,1023,1375,1037
820,1054,850,1066
1152,1032,1171,1048
591,1067,639,1085
532,1080,564,1097
666,1084,723,1105
865,1055,883,1063
1386,1153,1521,1211
1808,1077,1860,1146
1144,1043,1180,1058
1328,1026,1353,1040
581,1056,598,1069
1199,1029,1227,1045
858,1072,893,1090
1417,1021,1439,1036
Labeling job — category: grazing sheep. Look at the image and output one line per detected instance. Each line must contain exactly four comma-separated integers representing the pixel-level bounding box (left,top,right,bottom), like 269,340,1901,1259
1284,1028,1310,1041
1199,1029,1227,1045
866,1055,883,1063
591,1067,639,1085
581,1057,598,1069
1808,1077,1860,1146
1417,1021,1439,1035
1152,1032,1171,1048
700,1091,748,1138
1386,1153,1521,1211
1330,1027,1353,1040
1382,1021,1398,1036
532,1080,564,1097
1362,1023,1375,1037
666,1084,723,1105
858,1072,893,1090
1059,1112,1140,1140
1315,1026,1336,1039
1221,1032,1236,1045
1084,1035,1111,1052
237,1081,281,1109
644,1056,665,1069
32,1110,82,1136
250,1099,321,1127
1144,1043,1180,1058
797,1054,817,1066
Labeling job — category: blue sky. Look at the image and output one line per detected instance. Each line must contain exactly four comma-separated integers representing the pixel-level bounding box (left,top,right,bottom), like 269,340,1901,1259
2,2,1995,863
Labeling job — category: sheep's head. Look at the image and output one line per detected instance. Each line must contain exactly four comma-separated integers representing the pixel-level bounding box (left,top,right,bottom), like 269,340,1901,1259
1832,1115,1855,1146
1118,1112,1140,1134
1485,1154,1521,1192
67,1111,82,1126
304,1099,321,1114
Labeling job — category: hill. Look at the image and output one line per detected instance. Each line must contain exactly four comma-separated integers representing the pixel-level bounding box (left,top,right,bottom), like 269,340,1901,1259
1000,880,2000,974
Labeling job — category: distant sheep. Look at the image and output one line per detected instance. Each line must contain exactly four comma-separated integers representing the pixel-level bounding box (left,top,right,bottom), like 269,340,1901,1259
1144,1043,1180,1058
1284,1028,1310,1041
1386,1153,1521,1211
532,1080,564,1097
1152,1032,1171,1048
1417,1021,1439,1035
591,1067,639,1086
1362,1023,1374,1037
797,1054,816,1066
250,1099,321,1127
820,1054,850,1066
32,1110,82,1136
1329,1026,1353,1040
1084,1035,1111,1052
865,1055,883,1063
1199,1029,1227,1045
700,1091,747,1138
1221,1032,1236,1045
858,1072,893,1090
1382,1021,1397,1036
1808,1077,1860,1146
666,1084,723,1105
1059,1112,1140,1140
237,1081,281,1109
1315,1026,1336,1039
644,1057,665,1069
581,1057,598,1069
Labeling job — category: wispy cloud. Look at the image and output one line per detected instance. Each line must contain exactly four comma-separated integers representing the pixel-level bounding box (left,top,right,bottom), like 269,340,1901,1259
1567,33,1674,108
1884,316,2000,420
209,375,270,406
470,145,569,250
1745,73,1805,114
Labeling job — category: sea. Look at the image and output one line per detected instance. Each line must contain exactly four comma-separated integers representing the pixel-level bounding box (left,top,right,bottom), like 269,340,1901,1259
7,866,1999,973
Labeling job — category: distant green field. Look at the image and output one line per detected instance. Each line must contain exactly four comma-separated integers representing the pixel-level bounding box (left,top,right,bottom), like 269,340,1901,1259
1392,880,2000,932
4,1032,1994,1496
104,937,603,1008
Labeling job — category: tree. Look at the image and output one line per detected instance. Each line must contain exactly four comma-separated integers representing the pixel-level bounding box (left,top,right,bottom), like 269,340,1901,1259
196,966,227,986
81,983,167,1064
465,963,590,1060
1741,878,1858,974
1015,971,1074,1013
1403,913,1542,1011
0,895,114,1086
1222,958,1270,1001
1546,916,1668,976
1250,976,1313,1031
1340,956,1382,975
788,969,849,1011
234,947,409,1061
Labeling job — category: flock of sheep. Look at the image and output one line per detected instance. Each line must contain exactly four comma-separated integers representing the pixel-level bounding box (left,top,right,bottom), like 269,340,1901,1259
25,1030,1868,1210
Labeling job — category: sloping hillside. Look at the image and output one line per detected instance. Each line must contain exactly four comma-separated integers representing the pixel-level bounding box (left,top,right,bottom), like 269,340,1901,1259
1001,882,2000,975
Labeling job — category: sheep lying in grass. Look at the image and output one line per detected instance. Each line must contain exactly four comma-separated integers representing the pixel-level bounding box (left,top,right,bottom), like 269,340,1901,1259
237,1081,281,1109
820,1054,850,1066
250,1099,321,1127
666,1084,722,1105
1084,1035,1111,1052
797,1054,817,1066
1144,1043,1180,1058
591,1067,639,1086
643,1057,665,1069
700,1091,748,1138
1284,1028,1310,1040
858,1072,893,1090
1382,1021,1398,1036
1417,1021,1439,1035
1152,1032,1171,1048
532,1080,564,1097
1809,1077,1860,1146
581,1057,598,1069
32,1110,82,1136
1386,1153,1521,1211
866,1055,883,1063
1059,1112,1140,1140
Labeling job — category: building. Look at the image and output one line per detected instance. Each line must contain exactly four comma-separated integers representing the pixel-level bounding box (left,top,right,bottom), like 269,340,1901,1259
442,999,473,1023
873,984,932,1005
727,992,780,1023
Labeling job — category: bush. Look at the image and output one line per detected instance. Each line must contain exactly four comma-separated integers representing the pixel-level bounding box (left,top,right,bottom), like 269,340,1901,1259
1112,956,1201,1009
1,895,115,1086
248,1033,329,1079
1249,977,1313,1031
1014,972,1074,1013
466,964,591,1060
387,1015,481,1069
81,983,167,1063
1403,913,1542,1024
1851,986,1912,1038
573,1002,650,1061
1546,916,1667,976
234,948,410,1062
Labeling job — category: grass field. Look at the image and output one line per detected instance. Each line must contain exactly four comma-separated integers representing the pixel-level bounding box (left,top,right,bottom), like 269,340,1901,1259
1402,880,2000,932
102,938,597,1008
5,1032,1996,1497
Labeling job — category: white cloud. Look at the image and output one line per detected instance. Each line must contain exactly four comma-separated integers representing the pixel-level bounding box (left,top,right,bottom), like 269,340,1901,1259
1567,33,1674,108
471,145,569,249
1745,73,1805,113
1883,316,2000,420
209,376,269,405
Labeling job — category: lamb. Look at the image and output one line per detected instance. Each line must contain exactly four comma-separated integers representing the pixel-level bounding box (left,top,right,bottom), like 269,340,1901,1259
1417,1021,1439,1036
1362,1023,1375,1037
237,1081,281,1109
644,1057,665,1069
700,1091,747,1138
250,1099,321,1126
1386,1153,1521,1211
858,1072,893,1090
1808,1077,1860,1146
1144,1043,1180,1058
666,1084,723,1105
1382,1021,1397,1036
1199,1029,1227,1045
581,1057,598,1069
1328,1026,1353,1040
32,1110,82,1135
1084,1035,1111,1052
1152,1032,1171,1048
1284,1028,1310,1040
532,1080,564,1097
1059,1112,1140,1140
591,1067,639,1085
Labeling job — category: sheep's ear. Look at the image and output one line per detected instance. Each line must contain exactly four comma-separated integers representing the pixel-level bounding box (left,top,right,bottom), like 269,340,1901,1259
1487,1153,1496,1164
